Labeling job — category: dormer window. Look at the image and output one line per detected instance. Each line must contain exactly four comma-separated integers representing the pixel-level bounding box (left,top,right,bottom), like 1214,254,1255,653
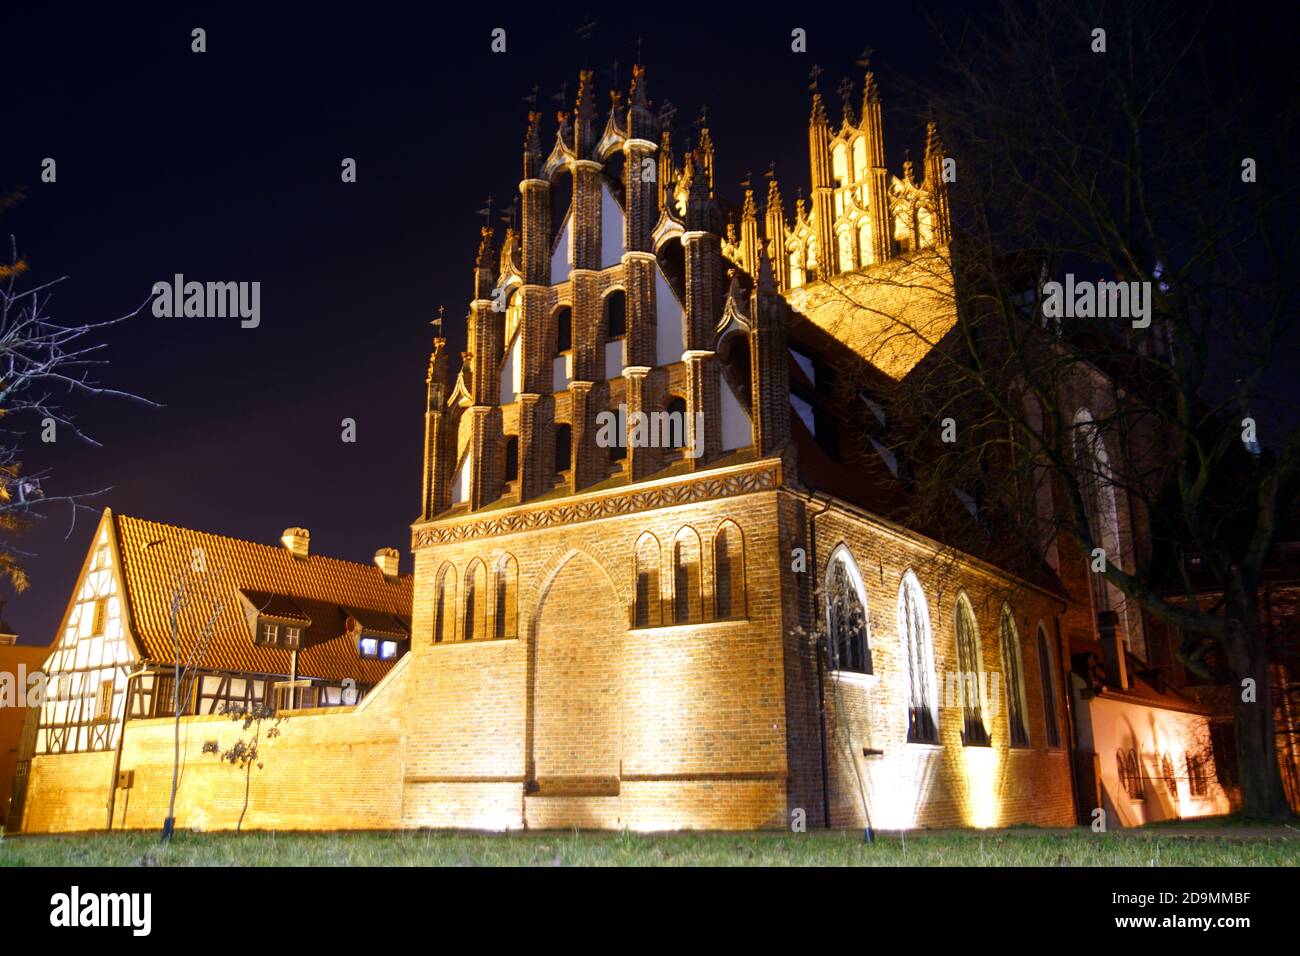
284,626,302,648
359,637,379,658
379,640,397,660
262,623,279,644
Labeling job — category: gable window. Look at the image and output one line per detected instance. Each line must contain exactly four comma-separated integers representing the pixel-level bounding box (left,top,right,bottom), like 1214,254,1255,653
954,593,988,746
898,571,938,743
1037,624,1061,747
91,597,109,637
1000,608,1030,747
825,547,870,674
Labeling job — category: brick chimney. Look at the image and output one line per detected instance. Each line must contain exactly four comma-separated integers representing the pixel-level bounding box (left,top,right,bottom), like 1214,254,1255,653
374,547,399,580
1097,609,1128,689
280,527,310,559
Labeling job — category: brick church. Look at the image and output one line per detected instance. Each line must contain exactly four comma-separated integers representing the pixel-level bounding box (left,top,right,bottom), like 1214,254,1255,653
15,62,1275,834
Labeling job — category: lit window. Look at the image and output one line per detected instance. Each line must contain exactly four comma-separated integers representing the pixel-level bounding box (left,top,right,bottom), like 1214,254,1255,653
379,641,397,660
898,571,939,743
955,594,988,746
284,626,302,647
1000,607,1030,748
825,548,870,674
359,637,378,658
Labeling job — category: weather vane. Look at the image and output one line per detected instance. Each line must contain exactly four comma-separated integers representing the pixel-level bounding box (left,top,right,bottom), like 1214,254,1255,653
476,195,493,225
431,305,445,337
808,63,824,91
855,45,874,69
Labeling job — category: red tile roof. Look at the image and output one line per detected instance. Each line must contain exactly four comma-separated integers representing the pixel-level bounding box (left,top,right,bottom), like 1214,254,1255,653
112,513,411,686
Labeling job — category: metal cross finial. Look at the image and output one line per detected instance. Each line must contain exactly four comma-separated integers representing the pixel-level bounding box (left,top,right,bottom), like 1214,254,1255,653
432,306,445,335
838,76,854,108
658,99,677,127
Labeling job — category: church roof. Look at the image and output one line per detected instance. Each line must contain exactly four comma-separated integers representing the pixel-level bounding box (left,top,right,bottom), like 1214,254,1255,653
110,513,411,686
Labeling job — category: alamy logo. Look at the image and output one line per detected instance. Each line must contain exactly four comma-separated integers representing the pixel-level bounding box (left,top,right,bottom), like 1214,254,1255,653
595,403,704,459
151,274,260,328
1040,273,1151,329
50,886,151,936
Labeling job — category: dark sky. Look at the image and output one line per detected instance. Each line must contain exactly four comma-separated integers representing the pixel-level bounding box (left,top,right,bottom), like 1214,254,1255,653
0,2,959,645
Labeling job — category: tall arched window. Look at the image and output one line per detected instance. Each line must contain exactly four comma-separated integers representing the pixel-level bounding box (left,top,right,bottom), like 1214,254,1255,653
713,520,746,620
555,423,572,475
665,396,688,450
433,562,455,643
954,593,989,746
825,546,870,674
604,289,626,339
494,554,518,639
463,560,487,641
503,436,519,487
672,527,703,624
898,571,939,743
1037,624,1061,747
1000,607,1030,747
634,532,661,628
554,305,572,354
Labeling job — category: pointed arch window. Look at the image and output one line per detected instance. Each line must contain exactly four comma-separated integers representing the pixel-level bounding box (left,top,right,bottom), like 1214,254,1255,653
825,547,870,674
713,520,746,620
634,533,661,628
954,593,989,746
1072,408,1125,622
463,560,487,641
1000,607,1030,747
433,562,455,643
494,554,518,639
898,571,939,743
1037,624,1062,747
672,527,703,624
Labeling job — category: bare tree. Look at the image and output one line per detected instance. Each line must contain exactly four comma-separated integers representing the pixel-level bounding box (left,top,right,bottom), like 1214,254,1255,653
0,222,157,586
828,0,1297,818
203,704,284,833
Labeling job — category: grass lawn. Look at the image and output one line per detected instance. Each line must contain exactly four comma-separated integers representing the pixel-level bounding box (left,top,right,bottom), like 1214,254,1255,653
3,821,1298,866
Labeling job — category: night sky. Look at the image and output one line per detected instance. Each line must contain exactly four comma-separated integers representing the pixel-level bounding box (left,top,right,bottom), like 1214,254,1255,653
0,2,962,645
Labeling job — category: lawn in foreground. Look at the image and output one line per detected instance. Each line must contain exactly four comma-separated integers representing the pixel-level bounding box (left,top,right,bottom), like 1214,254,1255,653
3,824,1298,866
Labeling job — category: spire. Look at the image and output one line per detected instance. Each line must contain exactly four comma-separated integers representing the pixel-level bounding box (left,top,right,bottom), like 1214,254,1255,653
523,111,544,179
627,63,656,143
810,91,828,127
924,120,953,247
630,62,649,109
741,185,757,223
474,226,495,299
575,69,597,155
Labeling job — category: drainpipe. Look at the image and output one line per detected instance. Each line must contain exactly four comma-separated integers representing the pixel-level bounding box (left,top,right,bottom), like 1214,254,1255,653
106,665,152,831
806,493,834,829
